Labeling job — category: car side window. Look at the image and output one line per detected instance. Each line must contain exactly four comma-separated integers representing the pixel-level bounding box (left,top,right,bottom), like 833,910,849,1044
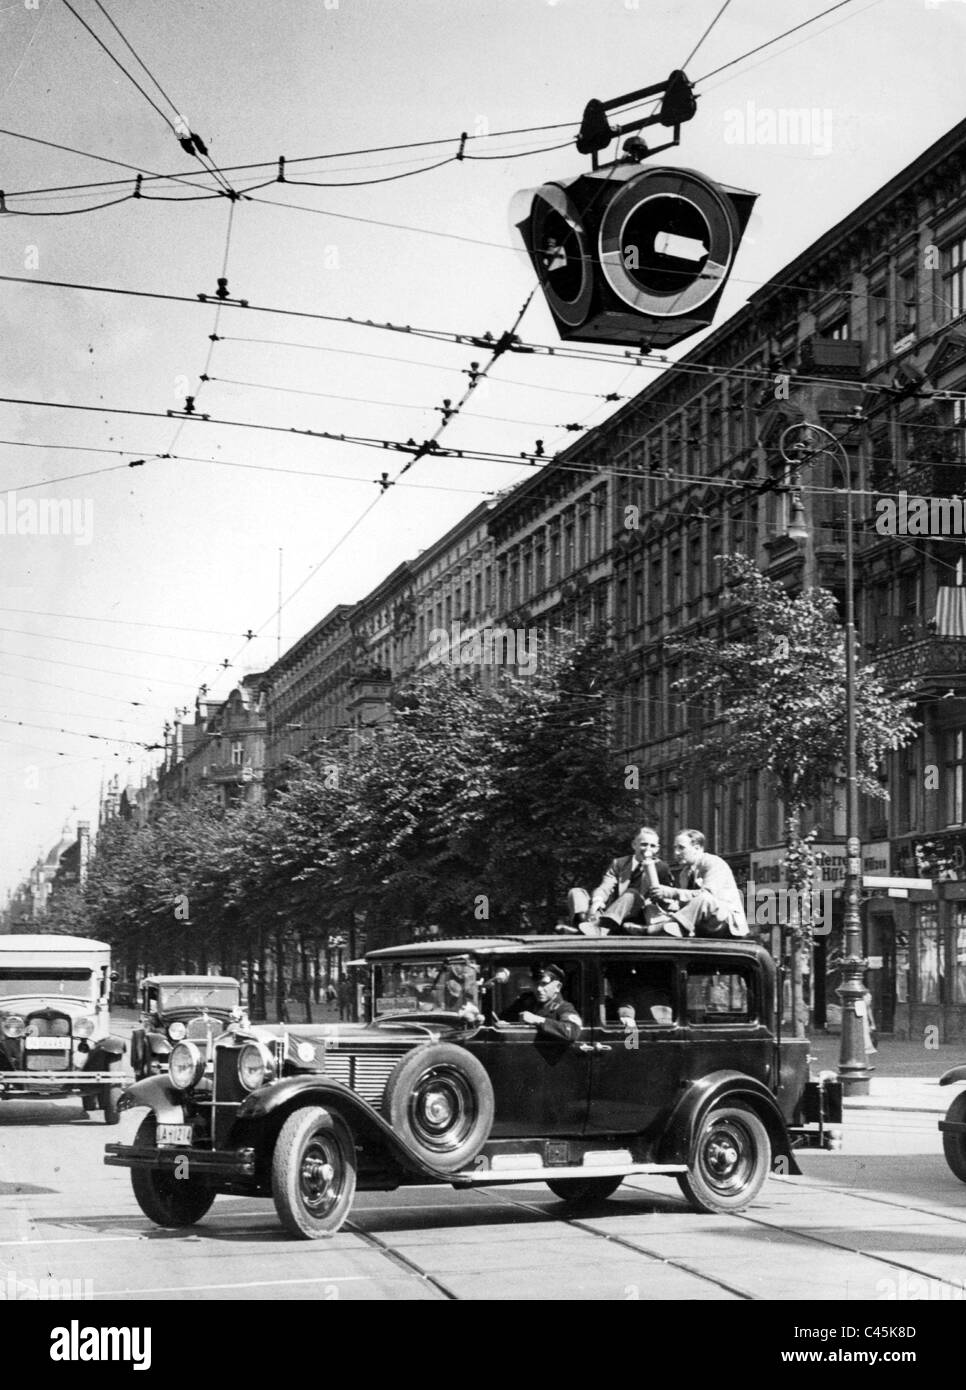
686,964,753,1024
600,961,676,1026
490,959,583,1023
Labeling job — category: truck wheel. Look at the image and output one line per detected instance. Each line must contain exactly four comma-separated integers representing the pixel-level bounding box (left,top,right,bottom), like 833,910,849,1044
546,1176,622,1205
942,1092,966,1183
129,1117,215,1227
382,1043,494,1173
677,1104,771,1213
271,1106,357,1239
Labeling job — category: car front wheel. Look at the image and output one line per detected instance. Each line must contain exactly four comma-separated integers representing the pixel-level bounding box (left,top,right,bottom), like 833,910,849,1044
677,1104,771,1214
130,1117,216,1227
546,1176,622,1205
942,1092,966,1183
101,1083,122,1126
271,1106,357,1239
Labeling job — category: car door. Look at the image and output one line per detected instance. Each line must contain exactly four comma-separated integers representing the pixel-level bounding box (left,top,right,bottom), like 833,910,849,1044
585,954,687,1142
468,955,594,1138
681,955,772,1085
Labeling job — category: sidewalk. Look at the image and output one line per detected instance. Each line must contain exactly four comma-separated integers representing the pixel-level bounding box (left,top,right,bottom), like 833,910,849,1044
806,1034,964,1113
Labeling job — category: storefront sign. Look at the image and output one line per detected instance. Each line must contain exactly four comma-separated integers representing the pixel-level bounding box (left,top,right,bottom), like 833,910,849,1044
863,841,890,875
750,843,846,889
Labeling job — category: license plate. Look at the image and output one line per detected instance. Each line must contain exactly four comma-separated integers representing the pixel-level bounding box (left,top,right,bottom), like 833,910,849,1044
24,1036,69,1049
156,1124,193,1146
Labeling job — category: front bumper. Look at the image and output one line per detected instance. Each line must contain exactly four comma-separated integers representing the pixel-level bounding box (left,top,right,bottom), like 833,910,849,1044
104,1142,256,1178
0,1069,133,1095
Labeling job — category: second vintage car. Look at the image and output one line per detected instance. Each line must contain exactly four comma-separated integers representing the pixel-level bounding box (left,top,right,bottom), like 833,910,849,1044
0,934,129,1123
130,975,244,1080
105,934,843,1237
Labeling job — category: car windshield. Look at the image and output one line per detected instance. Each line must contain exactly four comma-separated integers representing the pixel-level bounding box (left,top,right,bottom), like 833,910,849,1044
0,969,95,1000
158,984,239,1013
373,959,481,1017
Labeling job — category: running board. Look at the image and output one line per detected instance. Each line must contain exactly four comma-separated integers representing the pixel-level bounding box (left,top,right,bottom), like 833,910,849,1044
451,1161,687,1186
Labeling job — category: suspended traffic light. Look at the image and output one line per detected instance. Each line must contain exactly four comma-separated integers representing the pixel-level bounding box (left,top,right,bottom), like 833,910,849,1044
513,68,755,350
513,164,757,350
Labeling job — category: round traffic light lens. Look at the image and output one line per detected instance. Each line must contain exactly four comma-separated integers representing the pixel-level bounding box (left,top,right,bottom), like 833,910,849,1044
620,195,710,296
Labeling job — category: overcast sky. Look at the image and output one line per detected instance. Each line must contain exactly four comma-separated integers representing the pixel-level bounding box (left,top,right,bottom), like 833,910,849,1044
1,0,964,896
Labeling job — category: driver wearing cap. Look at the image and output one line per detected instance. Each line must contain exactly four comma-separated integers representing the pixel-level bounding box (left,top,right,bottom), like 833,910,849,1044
498,964,582,1042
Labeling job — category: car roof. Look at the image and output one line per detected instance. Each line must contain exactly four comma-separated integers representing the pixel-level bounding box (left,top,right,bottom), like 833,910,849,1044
0,934,110,953
366,936,769,964
141,975,240,988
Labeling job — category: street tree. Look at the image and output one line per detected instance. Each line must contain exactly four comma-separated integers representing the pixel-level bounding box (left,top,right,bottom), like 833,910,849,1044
667,553,917,1035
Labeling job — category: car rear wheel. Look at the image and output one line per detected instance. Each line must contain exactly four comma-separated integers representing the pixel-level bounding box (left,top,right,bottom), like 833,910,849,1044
546,1176,622,1205
677,1104,771,1213
130,1116,216,1227
942,1092,966,1183
271,1106,357,1239
381,1043,494,1173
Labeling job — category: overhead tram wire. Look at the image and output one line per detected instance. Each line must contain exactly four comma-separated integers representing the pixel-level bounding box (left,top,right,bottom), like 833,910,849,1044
59,0,236,198
0,269,932,404
693,0,859,85
0,608,247,639
198,288,539,691
1,121,582,202
0,438,502,500
212,336,627,399
0,127,211,196
680,0,735,70
4,393,964,496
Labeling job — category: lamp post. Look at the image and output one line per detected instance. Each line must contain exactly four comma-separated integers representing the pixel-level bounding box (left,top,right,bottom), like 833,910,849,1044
779,422,870,1096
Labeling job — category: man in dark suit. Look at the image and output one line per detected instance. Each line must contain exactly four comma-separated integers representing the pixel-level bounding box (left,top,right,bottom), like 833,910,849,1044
565,826,676,935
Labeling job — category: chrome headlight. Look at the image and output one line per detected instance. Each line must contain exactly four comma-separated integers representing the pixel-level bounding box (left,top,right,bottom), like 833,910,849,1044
168,1041,204,1090
72,1016,95,1038
167,1020,187,1041
237,1041,275,1091
1,1016,25,1039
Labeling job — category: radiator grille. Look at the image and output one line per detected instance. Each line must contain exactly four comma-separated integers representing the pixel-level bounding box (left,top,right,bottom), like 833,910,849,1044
322,1051,403,1106
27,1016,70,1038
27,1051,69,1071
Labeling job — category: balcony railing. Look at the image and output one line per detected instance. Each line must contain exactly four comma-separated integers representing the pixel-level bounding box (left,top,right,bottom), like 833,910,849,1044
868,620,966,689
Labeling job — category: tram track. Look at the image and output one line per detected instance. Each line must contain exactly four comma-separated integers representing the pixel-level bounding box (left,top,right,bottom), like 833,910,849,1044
341,1170,966,1301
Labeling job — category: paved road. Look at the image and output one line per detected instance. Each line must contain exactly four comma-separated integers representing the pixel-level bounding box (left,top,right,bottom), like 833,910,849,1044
0,1098,963,1302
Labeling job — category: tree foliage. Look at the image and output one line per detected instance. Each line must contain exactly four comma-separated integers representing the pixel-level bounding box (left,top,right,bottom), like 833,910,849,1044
667,553,917,810
667,553,918,1035
71,631,646,975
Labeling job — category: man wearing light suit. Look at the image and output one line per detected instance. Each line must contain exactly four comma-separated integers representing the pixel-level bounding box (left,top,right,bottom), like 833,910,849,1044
565,826,676,935
650,828,750,938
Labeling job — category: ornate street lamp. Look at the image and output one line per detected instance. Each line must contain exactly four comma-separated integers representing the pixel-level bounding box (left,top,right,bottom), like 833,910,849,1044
779,422,870,1096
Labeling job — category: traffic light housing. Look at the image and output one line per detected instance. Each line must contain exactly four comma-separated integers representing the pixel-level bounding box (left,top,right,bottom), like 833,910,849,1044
513,164,757,350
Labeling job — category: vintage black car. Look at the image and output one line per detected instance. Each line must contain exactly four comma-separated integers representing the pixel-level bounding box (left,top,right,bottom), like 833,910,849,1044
130,976,244,1081
105,935,842,1238
938,1063,966,1182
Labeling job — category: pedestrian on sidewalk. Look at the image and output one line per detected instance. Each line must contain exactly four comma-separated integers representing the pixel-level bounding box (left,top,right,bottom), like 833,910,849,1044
860,988,877,1055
